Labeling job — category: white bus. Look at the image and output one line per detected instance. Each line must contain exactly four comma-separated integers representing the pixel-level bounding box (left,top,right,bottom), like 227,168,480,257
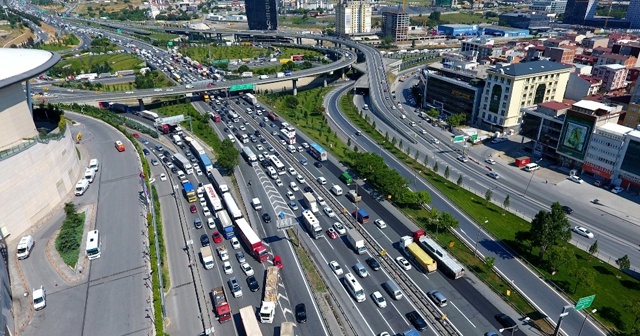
140,110,159,122
280,128,296,145
344,273,365,302
269,155,286,175
86,230,101,260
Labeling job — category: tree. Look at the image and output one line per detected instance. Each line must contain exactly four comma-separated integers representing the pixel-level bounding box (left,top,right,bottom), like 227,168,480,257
237,64,250,73
457,175,463,187
423,155,429,167
485,189,492,204
414,149,419,160
588,240,598,257
528,202,572,260
616,255,631,271
347,137,351,147
217,139,240,171
433,161,439,172
623,299,640,331
284,95,299,108
503,194,510,209
429,11,441,21
391,137,397,146
485,256,495,270
447,113,467,127
385,131,389,142
427,108,439,119
438,212,459,229
444,166,450,179
574,268,596,294
546,245,576,274
414,190,431,207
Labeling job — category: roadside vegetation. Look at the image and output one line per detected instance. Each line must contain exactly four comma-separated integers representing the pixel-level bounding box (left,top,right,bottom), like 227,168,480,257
180,45,325,64
38,33,79,51
51,52,144,78
55,202,86,267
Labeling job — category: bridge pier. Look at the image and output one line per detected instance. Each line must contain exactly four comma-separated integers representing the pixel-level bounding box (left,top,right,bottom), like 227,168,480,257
217,33,223,40
323,73,328,87
138,99,145,111
296,37,302,45
26,81,33,116
292,79,298,96
341,68,346,80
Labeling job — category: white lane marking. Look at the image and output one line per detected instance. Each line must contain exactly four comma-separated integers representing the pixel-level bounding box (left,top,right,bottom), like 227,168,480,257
450,301,476,328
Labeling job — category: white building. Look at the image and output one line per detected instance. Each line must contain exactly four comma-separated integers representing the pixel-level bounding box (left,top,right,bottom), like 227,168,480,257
335,0,371,36
583,123,631,181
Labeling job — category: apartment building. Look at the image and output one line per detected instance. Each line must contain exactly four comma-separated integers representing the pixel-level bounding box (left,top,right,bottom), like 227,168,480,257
335,0,372,36
592,64,628,91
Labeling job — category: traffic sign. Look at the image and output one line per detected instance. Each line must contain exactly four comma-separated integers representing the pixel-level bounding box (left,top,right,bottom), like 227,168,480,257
168,41,173,46
453,135,464,143
575,295,596,311
230,83,255,92
471,134,478,142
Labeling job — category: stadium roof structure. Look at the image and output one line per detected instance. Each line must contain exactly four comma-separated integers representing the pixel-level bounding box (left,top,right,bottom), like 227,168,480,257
0,49,60,88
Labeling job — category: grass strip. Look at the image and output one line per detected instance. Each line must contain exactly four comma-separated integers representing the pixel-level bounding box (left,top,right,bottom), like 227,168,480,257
287,228,327,292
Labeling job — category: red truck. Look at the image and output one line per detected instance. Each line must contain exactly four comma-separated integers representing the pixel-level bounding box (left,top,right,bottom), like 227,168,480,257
211,286,232,323
268,111,279,121
211,113,221,122
235,218,268,262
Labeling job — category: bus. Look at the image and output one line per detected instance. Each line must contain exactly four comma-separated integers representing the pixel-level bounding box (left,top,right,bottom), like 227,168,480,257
309,143,328,162
417,233,465,279
173,153,193,174
86,230,101,260
269,155,286,174
344,273,366,302
140,110,159,122
115,141,125,152
239,306,262,336
204,183,223,211
172,72,182,82
280,128,296,145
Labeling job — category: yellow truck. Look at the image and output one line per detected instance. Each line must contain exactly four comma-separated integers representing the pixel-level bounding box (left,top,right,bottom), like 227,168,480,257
400,236,437,274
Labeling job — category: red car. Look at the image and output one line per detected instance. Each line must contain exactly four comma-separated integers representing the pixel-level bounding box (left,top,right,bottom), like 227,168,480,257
190,205,197,213
212,231,222,244
132,133,140,138
326,228,338,239
273,255,283,269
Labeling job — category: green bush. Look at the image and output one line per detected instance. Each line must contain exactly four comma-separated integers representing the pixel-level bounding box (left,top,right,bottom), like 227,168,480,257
55,202,86,267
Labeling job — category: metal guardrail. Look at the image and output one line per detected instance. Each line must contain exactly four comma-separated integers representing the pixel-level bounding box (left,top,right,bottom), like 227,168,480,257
0,127,67,162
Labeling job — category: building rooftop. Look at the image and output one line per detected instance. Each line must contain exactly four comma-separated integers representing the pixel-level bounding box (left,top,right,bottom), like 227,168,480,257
599,53,633,61
573,99,619,112
598,122,634,135
482,24,528,32
539,101,571,110
0,49,60,88
438,24,476,28
597,63,627,70
489,60,571,76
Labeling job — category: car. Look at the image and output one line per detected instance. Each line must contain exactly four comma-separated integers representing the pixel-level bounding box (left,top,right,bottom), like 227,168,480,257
295,303,307,323
371,291,387,308
289,182,299,192
366,257,381,271
230,237,241,249
132,133,140,138
289,201,299,210
240,262,254,276
207,217,215,229
314,161,323,168
288,167,298,175
317,176,327,185
142,139,149,145
155,145,164,151
333,222,346,235
300,159,308,165
303,186,314,193
125,91,134,94
317,196,326,206
491,138,507,144
457,155,469,163
495,313,518,330
199,197,207,207
160,173,167,181
569,175,583,183
275,179,284,187
374,219,387,229
396,256,412,270
260,138,268,144
297,146,304,152
256,144,264,151
427,290,448,307
228,277,242,297
202,207,211,217
236,251,246,263
200,234,210,246
286,191,295,200
302,142,310,149
33,286,46,310
323,207,335,217
611,186,624,194
329,260,343,275
273,255,283,269
407,311,428,331
154,88,163,92
327,228,338,239
261,160,271,168
488,172,500,179
561,205,574,214
223,261,233,274
194,217,203,229
485,158,496,165
143,149,150,156
190,205,197,213
296,175,306,184
262,213,271,223
246,275,260,292
267,146,275,152
572,226,595,238
208,231,221,243
171,167,178,174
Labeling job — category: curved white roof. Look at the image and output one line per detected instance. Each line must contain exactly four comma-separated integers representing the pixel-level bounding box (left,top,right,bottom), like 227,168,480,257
0,49,60,87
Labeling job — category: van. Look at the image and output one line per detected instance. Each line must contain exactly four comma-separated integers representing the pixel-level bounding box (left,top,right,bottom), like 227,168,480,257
251,198,263,210
384,279,403,300
246,108,252,114
227,134,236,143
75,179,89,196
427,290,448,307
330,185,343,196
17,235,35,259
524,163,540,172
89,159,99,171
267,167,278,179
177,170,186,179
354,262,369,278
84,168,96,183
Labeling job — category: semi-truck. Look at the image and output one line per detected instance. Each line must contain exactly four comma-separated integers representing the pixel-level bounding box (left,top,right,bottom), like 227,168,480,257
211,286,232,323
259,266,279,323
222,192,242,219
400,236,437,274
235,218,268,262
201,246,214,269
347,229,367,254
241,71,254,78
210,169,229,193
182,181,197,202
240,305,263,336
353,208,369,224
217,210,234,239
302,209,322,239
346,190,362,202
174,153,193,174
303,192,318,213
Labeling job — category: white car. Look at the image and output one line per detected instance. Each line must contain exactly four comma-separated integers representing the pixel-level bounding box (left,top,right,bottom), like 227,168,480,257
240,262,254,276
302,142,310,149
371,291,387,308
125,91,134,94
317,176,327,185
457,155,469,163
296,174,306,184
396,256,412,270
374,219,387,229
276,179,284,187
289,182,299,192
324,207,336,217
318,196,327,206
569,175,583,184
611,186,624,194
231,237,241,249
199,198,207,207
329,261,343,275
431,138,440,144
202,207,211,217
485,158,496,165
333,222,346,235
288,167,298,175
165,88,174,92
33,286,46,310
286,191,295,200
256,144,264,151
207,217,215,229
223,261,233,274
488,172,500,179
572,226,594,238
160,173,167,181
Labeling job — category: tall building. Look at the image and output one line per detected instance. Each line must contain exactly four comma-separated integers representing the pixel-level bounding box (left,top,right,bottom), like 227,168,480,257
335,0,372,36
529,0,568,14
626,0,640,29
245,0,278,30
563,0,597,25
381,9,409,42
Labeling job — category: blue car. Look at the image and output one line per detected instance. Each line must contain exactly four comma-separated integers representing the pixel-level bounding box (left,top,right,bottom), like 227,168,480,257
143,149,150,156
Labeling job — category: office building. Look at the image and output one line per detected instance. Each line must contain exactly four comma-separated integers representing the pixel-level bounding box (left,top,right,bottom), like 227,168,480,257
498,12,551,32
461,38,501,62
583,123,632,181
335,0,372,36
529,0,567,13
520,101,572,158
563,0,597,25
622,103,640,128
565,74,602,101
245,0,278,30
626,0,640,29
381,9,409,42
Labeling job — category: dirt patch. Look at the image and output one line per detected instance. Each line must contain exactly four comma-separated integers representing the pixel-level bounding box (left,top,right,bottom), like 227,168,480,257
75,0,145,15
2,28,34,48
40,22,58,39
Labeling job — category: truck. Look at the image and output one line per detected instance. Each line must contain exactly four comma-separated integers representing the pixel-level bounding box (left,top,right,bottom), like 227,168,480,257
244,93,257,105
182,181,197,202
303,192,318,213
268,111,279,121
415,231,464,279
174,153,193,174
242,146,257,163
235,218,268,262
275,72,285,78
108,103,131,113
340,172,353,184
210,169,229,193
222,192,242,219
346,190,361,202
201,247,214,269
211,113,222,122
199,153,213,173
352,208,369,223
217,210,235,239
200,92,210,102
347,229,367,254
172,134,183,146
400,236,437,274
217,246,229,261
302,210,322,239
211,286,232,323
116,69,135,76
259,266,279,323
241,71,254,78
240,306,263,336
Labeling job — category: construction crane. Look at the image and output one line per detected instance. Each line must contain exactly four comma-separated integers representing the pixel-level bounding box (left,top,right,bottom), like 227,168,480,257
396,0,407,12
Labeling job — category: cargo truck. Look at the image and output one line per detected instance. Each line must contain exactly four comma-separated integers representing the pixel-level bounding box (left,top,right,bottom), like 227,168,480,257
302,210,322,239
347,229,366,254
211,286,232,323
340,172,353,184
182,181,197,202
201,246,214,269
216,210,234,239
346,190,361,202
400,236,437,274
235,218,268,262
259,266,279,323
240,305,263,336
352,208,369,223
217,246,229,261
303,192,318,213
200,92,210,102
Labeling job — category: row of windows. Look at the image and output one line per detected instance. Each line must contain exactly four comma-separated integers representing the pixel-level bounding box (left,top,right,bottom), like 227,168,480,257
482,112,503,125
586,154,616,166
487,76,513,85
524,74,560,83
482,103,507,116
587,146,619,158
590,137,623,148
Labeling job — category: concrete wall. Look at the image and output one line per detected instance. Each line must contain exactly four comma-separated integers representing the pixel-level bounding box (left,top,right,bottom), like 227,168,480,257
0,84,38,151
0,126,82,241
255,75,321,92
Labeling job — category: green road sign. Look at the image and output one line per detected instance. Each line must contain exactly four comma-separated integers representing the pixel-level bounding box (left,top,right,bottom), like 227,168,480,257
117,29,121,33
453,135,464,143
230,83,255,92
168,41,173,46
575,295,596,311
471,134,478,142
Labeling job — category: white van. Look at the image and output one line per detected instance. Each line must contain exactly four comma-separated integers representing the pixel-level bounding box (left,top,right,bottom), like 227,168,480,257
89,159,99,171
227,134,236,143
267,167,278,179
75,179,89,196
330,185,343,196
17,235,35,259
524,163,540,172
251,198,263,210
84,168,96,183
384,279,403,300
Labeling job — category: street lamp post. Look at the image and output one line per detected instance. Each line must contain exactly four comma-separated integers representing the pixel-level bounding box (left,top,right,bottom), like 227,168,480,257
475,220,487,253
577,309,597,336
553,305,574,336
524,158,543,195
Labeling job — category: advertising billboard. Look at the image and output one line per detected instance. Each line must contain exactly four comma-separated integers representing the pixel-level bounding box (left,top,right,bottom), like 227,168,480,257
557,110,596,161
620,139,640,177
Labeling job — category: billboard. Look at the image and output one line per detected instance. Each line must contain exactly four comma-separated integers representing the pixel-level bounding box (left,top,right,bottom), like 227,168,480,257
620,139,640,177
557,110,596,161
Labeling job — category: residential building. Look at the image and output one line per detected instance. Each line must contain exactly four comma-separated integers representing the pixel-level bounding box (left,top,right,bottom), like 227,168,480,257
612,42,640,58
581,37,609,49
461,38,501,62
529,0,567,13
335,0,372,36
631,80,640,104
543,38,570,48
478,60,572,131
546,47,576,64
565,73,602,100
498,12,551,32
583,123,632,182
563,0,597,25
574,54,597,65
592,64,628,91
622,103,640,128
520,101,571,158
245,0,277,30
595,53,638,69
572,63,593,75
381,9,409,42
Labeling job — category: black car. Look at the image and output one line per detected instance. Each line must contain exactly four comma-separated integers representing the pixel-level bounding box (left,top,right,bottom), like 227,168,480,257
261,160,271,168
561,205,574,214
200,233,210,246
162,157,171,164
303,186,314,193
259,122,266,127
260,138,267,144
366,257,381,271
246,275,260,292
407,311,427,331
163,150,171,157
262,213,271,223
254,130,261,137
495,313,518,330
171,167,178,174
295,303,307,323
314,162,323,168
